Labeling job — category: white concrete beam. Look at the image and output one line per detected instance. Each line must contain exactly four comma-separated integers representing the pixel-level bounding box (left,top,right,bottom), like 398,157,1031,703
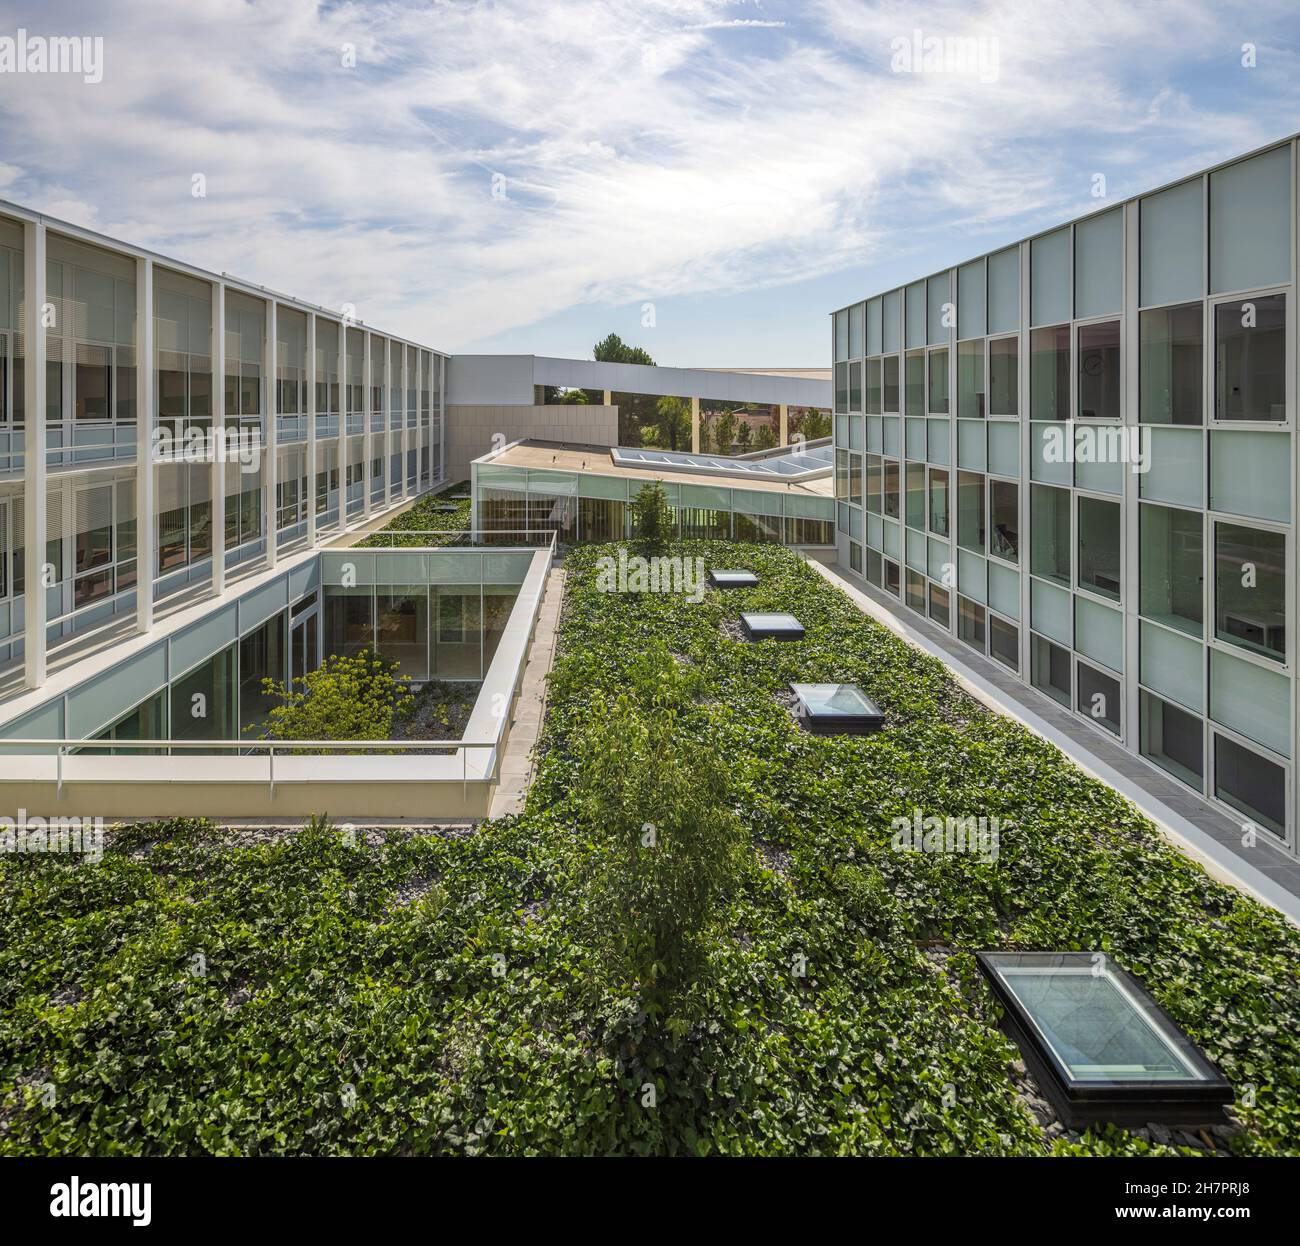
22,220,46,686
133,253,154,638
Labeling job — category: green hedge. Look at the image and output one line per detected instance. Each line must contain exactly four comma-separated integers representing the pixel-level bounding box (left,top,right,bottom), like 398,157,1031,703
1,541,1297,1155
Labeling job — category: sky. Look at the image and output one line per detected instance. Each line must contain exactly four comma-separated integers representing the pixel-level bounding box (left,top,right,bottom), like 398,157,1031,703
0,0,1297,366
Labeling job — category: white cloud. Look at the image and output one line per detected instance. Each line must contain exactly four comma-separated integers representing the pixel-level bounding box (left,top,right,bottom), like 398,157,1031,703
0,0,1293,354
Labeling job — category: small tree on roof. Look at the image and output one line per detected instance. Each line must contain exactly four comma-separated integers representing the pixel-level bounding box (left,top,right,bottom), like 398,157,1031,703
630,480,673,556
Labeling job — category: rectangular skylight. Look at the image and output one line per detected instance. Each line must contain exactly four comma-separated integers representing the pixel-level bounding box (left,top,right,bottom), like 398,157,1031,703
790,683,884,735
977,951,1232,1127
741,612,805,641
608,445,831,483
709,569,759,588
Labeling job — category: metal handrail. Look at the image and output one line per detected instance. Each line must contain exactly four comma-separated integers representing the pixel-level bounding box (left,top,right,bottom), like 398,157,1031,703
361,529,557,549
19,737,500,802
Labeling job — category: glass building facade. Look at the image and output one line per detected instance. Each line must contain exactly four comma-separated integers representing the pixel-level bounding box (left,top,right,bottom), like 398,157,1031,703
0,202,446,690
831,138,1299,854
473,461,834,546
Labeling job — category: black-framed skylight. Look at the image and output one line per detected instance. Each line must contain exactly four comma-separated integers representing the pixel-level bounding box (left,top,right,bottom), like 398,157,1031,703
790,683,883,736
709,569,759,589
977,952,1232,1128
740,612,805,641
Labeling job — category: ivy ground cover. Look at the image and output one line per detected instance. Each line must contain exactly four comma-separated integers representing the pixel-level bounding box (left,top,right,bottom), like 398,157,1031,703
1,540,1298,1155
357,481,471,547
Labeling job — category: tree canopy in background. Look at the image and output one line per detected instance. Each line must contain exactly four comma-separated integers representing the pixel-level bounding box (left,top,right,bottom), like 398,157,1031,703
593,333,655,366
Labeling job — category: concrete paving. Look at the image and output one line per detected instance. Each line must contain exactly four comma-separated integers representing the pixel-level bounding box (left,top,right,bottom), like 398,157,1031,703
489,566,565,819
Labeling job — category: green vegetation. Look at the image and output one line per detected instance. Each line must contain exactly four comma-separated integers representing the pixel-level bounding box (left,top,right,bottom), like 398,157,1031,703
2,542,1298,1155
593,332,654,366
358,484,471,548
629,481,673,555
259,649,413,744
572,644,745,1031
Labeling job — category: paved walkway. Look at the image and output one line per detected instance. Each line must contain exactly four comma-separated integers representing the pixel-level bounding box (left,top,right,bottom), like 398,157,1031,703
808,559,1300,924
489,566,566,819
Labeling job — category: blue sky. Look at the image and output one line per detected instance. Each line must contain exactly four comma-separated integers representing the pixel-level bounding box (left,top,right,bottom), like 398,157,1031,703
0,0,1298,365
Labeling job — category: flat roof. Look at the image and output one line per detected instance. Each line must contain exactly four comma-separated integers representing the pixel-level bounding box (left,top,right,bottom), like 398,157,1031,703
479,441,834,497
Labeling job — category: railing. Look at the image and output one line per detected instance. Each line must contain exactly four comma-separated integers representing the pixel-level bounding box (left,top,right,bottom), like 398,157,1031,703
6,737,501,804
362,529,557,550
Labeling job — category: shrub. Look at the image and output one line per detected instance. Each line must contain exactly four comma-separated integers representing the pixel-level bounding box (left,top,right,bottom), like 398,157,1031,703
259,649,414,743
570,643,744,1032
629,480,673,556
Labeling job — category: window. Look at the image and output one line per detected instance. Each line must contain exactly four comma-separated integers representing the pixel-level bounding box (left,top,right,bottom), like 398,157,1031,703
905,568,926,612
927,347,949,413
883,355,900,412
905,351,925,416
73,485,114,608
1215,294,1285,421
1030,485,1070,586
990,479,1018,563
1078,496,1121,601
239,613,287,735
928,467,949,536
75,344,112,421
957,339,984,418
884,558,900,596
158,354,186,426
957,470,985,553
864,453,880,514
905,462,925,528
866,358,882,414
116,346,136,422
1030,325,1069,420
1215,733,1285,837
866,547,882,587
47,355,63,425
928,582,951,628
1077,662,1121,735
835,362,848,412
849,360,862,411
1214,522,1285,661
1140,303,1202,424
1140,692,1203,791
883,460,899,519
1077,320,1121,420
157,507,188,572
93,692,167,755
990,615,1019,670
958,595,986,649
836,448,849,501
849,451,864,507
1139,504,1202,635
1031,634,1071,705
172,646,237,742
989,337,1018,416
849,541,862,574
438,592,468,644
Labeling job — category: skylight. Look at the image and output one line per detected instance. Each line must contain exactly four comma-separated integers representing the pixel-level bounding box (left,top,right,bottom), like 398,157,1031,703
790,683,884,735
741,612,805,641
609,444,832,482
977,952,1232,1127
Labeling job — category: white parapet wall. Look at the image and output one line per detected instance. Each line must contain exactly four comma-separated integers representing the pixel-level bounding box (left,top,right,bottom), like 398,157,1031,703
0,546,553,821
